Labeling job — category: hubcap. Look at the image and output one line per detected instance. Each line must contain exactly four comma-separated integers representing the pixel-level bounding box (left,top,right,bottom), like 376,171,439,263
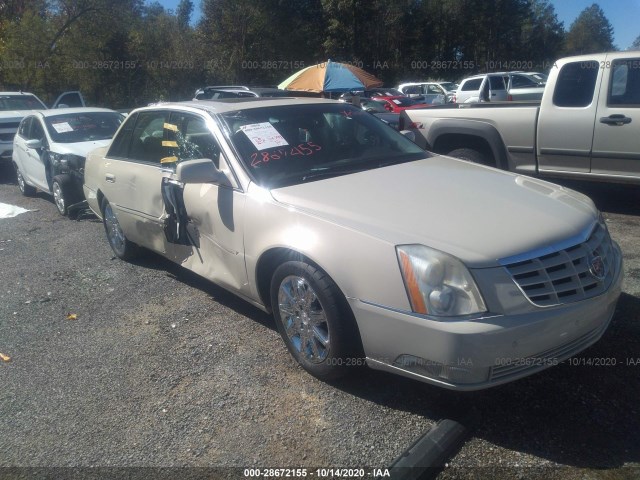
104,203,126,254
53,182,65,213
278,275,330,363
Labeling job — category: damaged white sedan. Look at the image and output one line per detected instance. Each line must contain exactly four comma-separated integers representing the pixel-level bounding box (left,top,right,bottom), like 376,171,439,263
83,98,622,390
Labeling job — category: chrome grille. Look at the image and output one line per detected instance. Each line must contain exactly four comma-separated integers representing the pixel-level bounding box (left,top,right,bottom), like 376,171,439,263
503,222,616,307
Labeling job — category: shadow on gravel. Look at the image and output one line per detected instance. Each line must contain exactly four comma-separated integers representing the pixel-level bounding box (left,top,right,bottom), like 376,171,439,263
0,161,17,185
551,179,640,217
329,292,640,470
127,249,275,331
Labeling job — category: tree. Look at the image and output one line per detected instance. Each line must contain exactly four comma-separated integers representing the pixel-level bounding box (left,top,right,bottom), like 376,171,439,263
629,35,640,51
176,0,193,30
564,3,615,55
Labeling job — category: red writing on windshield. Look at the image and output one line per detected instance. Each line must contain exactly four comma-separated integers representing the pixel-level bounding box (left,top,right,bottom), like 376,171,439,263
251,142,322,168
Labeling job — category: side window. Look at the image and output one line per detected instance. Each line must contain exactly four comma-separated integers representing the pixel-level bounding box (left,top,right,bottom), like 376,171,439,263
553,61,598,107
489,76,506,90
108,112,138,159
18,117,32,138
29,118,45,141
461,79,482,91
608,58,640,107
403,85,421,95
128,111,170,164
510,75,537,89
167,113,221,168
427,85,441,94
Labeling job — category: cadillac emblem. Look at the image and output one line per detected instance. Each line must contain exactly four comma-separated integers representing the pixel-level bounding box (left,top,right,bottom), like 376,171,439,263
588,253,606,281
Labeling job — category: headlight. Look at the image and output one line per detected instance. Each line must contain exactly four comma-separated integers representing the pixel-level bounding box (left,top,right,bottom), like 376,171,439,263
396,245,486,317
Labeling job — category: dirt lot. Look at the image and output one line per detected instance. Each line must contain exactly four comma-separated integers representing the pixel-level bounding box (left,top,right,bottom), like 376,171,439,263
0,161,639,479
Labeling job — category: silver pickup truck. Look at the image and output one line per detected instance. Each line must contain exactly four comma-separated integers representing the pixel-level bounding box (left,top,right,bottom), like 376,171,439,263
401,52,640,184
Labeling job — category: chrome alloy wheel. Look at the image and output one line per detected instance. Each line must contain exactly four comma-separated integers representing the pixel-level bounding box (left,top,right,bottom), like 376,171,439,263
103,202,126,255
278,275,330,363
52,181,65,214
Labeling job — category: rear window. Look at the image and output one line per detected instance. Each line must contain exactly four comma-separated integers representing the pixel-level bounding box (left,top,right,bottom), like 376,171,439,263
553,61,599,107
460,79,482,91
608,58,640,107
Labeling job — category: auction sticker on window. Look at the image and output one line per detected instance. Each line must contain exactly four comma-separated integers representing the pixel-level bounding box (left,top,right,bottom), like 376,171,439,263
51,122,74,133
240,122,289,150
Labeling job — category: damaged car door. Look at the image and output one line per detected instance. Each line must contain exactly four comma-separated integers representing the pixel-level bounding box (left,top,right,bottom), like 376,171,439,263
160,112,248,293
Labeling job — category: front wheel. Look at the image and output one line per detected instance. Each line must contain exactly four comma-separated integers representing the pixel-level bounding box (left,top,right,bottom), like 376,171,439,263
52,175,75,216
446,148,492,166
270,261,360,380
101,198,139,260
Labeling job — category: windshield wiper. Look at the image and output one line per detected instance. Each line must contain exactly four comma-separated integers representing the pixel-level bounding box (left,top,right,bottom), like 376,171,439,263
301,167,365,182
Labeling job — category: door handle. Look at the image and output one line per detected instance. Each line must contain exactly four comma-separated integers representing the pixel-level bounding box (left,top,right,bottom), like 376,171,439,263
600,114,632,126
105,173,116,183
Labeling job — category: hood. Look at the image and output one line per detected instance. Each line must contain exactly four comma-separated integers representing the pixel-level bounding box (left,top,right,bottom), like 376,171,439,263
269,156,597,268
50,139,111,157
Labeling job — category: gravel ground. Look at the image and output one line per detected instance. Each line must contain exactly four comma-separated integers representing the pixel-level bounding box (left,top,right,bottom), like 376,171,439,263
0,162,639,480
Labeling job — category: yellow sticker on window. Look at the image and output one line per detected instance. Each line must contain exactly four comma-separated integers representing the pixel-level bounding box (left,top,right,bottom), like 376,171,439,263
160,156,178,163
163,123,178,132
162,140,178,147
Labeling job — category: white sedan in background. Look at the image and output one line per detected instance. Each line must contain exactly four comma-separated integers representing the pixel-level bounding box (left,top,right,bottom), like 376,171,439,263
12,107,124,215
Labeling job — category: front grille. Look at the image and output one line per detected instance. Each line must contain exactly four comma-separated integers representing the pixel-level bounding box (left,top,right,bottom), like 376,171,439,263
503,222,616,307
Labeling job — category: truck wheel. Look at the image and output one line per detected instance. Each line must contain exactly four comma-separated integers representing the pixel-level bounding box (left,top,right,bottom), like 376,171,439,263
446,148,491,166
15,164,36,196
52,175,75,216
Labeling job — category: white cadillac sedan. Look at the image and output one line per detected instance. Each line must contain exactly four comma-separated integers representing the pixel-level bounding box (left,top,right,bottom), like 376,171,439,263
83,98,623,390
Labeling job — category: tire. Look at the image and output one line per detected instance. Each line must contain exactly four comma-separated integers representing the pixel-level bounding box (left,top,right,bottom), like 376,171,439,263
270,260,360,381
51,175,75,216
15,164,36,196
446,148,491,166
101,197,139,260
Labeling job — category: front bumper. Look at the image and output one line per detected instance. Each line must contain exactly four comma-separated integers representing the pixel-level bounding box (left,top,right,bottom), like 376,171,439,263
351,242,623,390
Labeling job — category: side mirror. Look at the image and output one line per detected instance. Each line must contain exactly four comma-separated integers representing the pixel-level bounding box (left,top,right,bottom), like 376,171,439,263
400,130,416,142
25,139,42,149
176,158,231,187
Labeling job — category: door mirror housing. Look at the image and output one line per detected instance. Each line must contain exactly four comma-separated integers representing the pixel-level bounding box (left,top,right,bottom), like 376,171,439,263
25,139,42,150
176,158,231,187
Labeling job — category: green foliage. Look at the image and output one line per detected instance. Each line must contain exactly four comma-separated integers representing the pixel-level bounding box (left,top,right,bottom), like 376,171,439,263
0,0,619,107
564,3,615,55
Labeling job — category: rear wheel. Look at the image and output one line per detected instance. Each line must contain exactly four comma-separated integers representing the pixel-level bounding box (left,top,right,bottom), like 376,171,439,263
446,148,491,166
15,165,36,196
101,198,139,260
270,260,360,380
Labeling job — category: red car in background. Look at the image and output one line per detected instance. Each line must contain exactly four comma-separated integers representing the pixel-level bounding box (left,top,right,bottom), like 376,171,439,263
372,96,432,113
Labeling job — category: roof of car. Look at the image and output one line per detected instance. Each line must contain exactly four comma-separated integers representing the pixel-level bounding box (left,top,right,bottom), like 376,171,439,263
0,91,39,96
139,98,338,114
37,107,118,117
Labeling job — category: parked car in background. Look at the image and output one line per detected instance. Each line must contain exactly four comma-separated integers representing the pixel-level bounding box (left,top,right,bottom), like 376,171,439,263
507,72,547,101
397,82,457,103
194,86,319,100
13,107,124,215
338,88,405,103
455,73,509,103
401,51,640,184
358,98,401,129
372,95,431,113
0,91,85,163
83,98,621,390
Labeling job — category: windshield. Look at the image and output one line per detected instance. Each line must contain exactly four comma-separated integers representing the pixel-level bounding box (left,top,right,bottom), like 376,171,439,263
220,103,426,188
45,112,125,143
0,94,47,111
